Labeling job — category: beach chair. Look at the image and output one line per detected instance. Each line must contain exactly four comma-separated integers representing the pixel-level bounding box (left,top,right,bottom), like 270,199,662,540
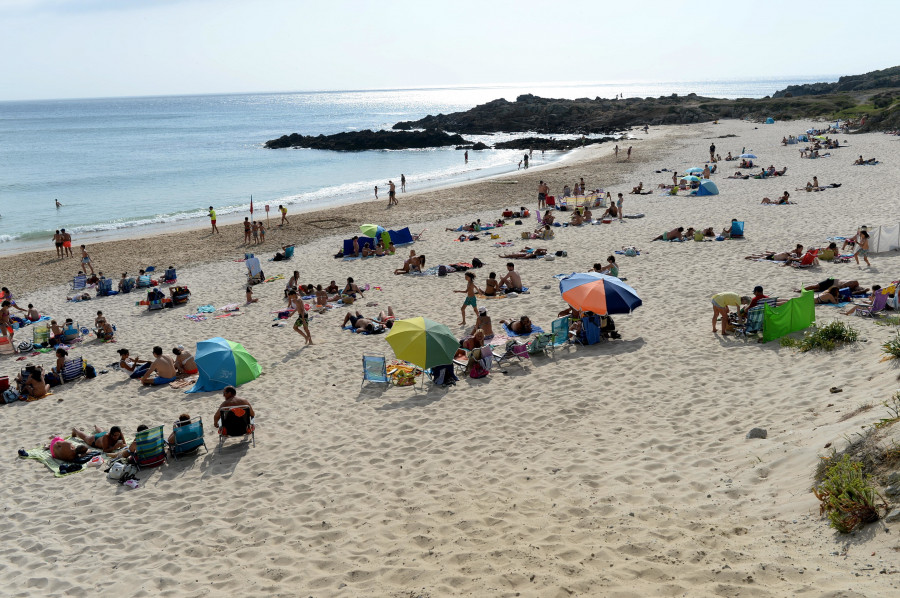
246,257,264,285
62,322,80,342
169,286,191,306
793,249,820,268
493,340,530,367
549,317,571,352
739,306,766,337
121,277,135,294
218,406,255,447
856,291,889,318
162,268,177,284
96,278,114,297
70,273,86,291
545,196,556,208
362,355,389,387
0,337,14,356
730,221,745,238
136,274,152,289
32,322,50,347
131,425,167,469
168,416,208,460
526,332,554,358
578,315,604,345
147,288,166,311
283,246,295,259
60,356,85,382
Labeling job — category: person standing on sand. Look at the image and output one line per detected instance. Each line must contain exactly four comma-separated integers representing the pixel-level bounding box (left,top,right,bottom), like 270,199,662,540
400,174,406,192
52,230,63,258
279,204,289,226
854,231,871,268
243,217,252,244
80,245,95,275
627,146,632,160
258,221,266,244
455,272,482,326
374,185,378,200
616,193,624,222
389,180,397,206
287,290,312,345
61,228,73,257
464,150,468,164
710,292,749,336
614,144,619,159
537,180,547,210
208,206,218,233
709,143,716,161
523,154,529,169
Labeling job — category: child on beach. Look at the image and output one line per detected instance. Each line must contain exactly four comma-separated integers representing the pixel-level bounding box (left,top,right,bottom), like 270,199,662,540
288,290,312,345
245,286,258,304
854,230,871,268
455,272,482,326
251,221,259,244
258,221,266,244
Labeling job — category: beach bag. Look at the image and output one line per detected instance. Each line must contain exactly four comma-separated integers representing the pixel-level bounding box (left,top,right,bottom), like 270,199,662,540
472,258,484,268
3,389,20,404
106,459,138,483
84,364,96,379
438,265,448,277
18,340,33,353
469,362,489,379
514,220,523,225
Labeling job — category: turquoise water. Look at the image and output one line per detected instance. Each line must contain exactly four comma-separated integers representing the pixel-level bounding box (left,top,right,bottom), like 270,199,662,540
0,77,831,251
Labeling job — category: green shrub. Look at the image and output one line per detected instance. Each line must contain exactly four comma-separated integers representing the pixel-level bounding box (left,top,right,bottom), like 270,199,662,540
882,333,900,359
783,321,859,352
813,454,882,533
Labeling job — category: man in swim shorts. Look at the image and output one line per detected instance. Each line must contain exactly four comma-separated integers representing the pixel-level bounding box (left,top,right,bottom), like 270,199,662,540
208,206,218,233
141,346,179,385
70,425,125,452
61,229,73,257
80,245,95,275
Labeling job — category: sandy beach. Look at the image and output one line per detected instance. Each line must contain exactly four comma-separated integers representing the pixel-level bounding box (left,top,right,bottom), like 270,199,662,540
3,119,900,597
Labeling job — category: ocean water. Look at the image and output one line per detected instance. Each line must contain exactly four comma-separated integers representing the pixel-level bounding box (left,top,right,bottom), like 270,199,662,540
0,76,832,253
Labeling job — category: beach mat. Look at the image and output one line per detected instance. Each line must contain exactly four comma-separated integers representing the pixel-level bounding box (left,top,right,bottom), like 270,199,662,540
22,439,98,477
502,323,544,337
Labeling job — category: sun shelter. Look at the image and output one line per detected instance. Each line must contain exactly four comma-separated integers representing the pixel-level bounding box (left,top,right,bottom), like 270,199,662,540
388,227,414,246
692,180,719,196
870,224,900,253
186,337,262,393
765,117,775,124
761,291,815,343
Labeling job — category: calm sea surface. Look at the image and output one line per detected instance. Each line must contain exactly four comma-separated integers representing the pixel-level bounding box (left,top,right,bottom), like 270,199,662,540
0,77,832,253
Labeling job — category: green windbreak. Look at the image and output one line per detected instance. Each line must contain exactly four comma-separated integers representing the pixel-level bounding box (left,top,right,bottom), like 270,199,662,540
762,290,815,343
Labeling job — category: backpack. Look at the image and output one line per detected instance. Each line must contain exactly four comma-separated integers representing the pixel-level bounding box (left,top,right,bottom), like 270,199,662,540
472,258,484,268
3,389,21,404
469,362,489,379
84,364,96,379
106,459,138,483
438,265,448,277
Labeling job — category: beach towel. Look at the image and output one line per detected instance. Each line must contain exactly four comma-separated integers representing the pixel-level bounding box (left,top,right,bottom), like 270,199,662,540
492,241,515,247
25,390,53,403
169,377,198,389
184,315,207,322
502,323,544,337
264,274,284,283
197,305,215,313
221,304,240,312
22,440,98,477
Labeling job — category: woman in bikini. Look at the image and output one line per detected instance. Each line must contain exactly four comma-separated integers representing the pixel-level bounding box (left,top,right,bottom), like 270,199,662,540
172,347,198,375
483,272,499,297
70,425,126,452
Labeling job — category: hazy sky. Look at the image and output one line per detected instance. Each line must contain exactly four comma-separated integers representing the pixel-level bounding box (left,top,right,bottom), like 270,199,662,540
1,0,897,101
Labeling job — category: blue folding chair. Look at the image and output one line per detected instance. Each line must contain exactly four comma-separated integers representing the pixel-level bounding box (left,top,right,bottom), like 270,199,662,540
362,355,389,387
730,221,745,238
169,416,208,459
70,273,86,291
550,316,571,353
96,278,114,297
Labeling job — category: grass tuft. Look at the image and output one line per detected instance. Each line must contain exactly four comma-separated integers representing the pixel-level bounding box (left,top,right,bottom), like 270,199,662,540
780,321,859,352
882,333,900,359
813,454,883,533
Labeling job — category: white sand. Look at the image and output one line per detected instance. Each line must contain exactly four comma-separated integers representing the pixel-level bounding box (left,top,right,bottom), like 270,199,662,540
3,119,900,597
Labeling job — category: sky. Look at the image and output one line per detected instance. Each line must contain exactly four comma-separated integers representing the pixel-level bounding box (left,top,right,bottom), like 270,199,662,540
0,0,898,101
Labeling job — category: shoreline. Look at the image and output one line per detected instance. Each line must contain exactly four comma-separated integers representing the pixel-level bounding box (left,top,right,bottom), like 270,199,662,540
0,131,651,296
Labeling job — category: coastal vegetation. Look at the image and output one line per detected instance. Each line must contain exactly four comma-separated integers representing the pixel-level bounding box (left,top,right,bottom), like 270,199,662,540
779,321,859,352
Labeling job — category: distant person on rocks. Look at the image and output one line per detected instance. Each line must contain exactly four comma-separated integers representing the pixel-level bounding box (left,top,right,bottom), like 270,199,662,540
208,207,218,233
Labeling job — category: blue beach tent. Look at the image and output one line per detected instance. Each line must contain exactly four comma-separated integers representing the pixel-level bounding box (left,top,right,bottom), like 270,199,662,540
388,227,414,246
765,117,775,124
693,180,719,196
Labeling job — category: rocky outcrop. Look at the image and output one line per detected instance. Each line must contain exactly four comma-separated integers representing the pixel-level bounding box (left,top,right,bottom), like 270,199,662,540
494,136,616,151
772,66,900,98
265,129,469,150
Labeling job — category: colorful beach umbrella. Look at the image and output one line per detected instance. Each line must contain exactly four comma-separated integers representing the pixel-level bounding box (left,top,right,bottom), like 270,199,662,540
360,224,385,238
559,272,642,315
683,167,705,174
680,175,701,182
740,153,758,159
385,317,459,370
186,337,262,393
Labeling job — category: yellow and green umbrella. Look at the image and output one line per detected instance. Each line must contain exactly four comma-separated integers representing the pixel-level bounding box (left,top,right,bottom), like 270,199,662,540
385,317,459,369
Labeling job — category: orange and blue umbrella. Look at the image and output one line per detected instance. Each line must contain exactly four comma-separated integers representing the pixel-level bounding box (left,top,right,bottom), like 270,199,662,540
559,272,642,315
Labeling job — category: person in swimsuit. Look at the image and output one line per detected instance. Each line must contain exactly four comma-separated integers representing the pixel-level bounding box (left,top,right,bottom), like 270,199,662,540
342,277,364,298
61,229,73,257
498,263,523,293
796,278,867,294
80,245,95,275
483,272,499,297
172,347,198,375
53,230,63,258
167,414,192,446
815,286,842,304
474,307,493,337
287,290,312,344
854,230,871,267
651,227,685,242
208,207,218,233
500,316,533,335
71,425,125,452
118,348,150,379
48,436,88,462
455,272,482,326
243,218,252,244
141,346,178,386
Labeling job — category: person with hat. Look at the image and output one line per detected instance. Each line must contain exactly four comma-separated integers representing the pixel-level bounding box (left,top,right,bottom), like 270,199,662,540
474,306,493,338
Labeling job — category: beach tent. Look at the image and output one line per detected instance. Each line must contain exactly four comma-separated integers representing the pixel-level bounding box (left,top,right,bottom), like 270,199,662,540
186,337,262,393
693,180,719,196
388,227,414,246
762,291,815,343
871,224,900,253
342,236,376,255
765,117,775,124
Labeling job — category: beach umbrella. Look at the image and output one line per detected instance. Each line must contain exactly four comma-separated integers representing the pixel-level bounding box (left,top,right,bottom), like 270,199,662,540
359,224,385,238
186,337,262,393
680,175,701,182
694,180,719,196
683,167,705,174
558,272,642,315
806,128,816,134
739,153,758,159
813,135,828,140
385,317,459,370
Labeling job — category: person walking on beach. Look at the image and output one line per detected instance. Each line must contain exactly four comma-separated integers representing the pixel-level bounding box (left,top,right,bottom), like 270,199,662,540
52,230,63,258
523,154,529,169
80,245,95,275
279,204,289,226
709,143,716,161
208,206,219,233
854,230,871,268
374,185,378,200
243,217,252,244
400,174,406,192
258,221,266,244
616,193,624,222
614,145,619,159
627,146,632,160
388,180,397,206
455,272,482,326
464,150,468,164
537,180,548,210
61,229,73,257
287,290,312,345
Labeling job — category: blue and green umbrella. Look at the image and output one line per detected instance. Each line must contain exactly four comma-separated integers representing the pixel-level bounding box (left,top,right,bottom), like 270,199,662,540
186,337,262,393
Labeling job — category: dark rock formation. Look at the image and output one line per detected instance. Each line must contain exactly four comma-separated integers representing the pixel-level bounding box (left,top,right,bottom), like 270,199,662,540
772,66,900,98
493,136,616,151
265,129,469,151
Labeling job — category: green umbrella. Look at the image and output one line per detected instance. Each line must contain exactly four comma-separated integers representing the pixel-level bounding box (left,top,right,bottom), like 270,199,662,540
385,317,459,369
359,224,384,238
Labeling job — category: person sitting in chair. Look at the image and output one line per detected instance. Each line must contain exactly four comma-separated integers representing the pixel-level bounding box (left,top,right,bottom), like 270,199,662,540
167,414,192,445
213,386,255,434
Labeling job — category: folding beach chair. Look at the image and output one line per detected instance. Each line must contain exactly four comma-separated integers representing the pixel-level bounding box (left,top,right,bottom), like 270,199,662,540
136,274,152,289
361,354,389,387
70,273,86,291
60,356,85,382
246,257,264,285
526,332,554,358
62,322,80,342
162,268,177,284
147,288,166,311
169,286,191,306
730,221,745,238
283,246,295,259
168,416,208,460
855,291,889,318
95,278,113,297
493,340,530,367
131,425,167,469
793,249,820,268
121,278,135,294
550,316,571,353
545,196,556,208
32,322,50,348
218,406,255,447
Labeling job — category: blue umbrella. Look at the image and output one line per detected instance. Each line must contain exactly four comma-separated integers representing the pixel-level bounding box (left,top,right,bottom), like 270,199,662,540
186,337,262,393
683,167,705,174
559,272,642,315
740,153,758,159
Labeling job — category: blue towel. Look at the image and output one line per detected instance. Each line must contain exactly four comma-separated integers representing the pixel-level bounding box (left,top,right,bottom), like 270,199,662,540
197,305,215,313
502,323,544,337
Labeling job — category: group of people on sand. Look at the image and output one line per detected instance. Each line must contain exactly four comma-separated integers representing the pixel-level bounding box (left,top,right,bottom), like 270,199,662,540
341,305,395,334
650,221,735,242
45,386,255,463
727,165,787,180
242,218,267,245
853,155,879,165
347,236,395,258
117,345,197,385
456,265,525,325
51,229,75,259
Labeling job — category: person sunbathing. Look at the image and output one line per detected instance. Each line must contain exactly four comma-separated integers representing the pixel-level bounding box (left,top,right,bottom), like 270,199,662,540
651,227,685,241
47,436,89,462
701,227,716,237
172,347,198,375
630,182,643,194
582,207,592,221
773,166,787,176
761,191,791,205
141,346,178,386
500,248,548,259
23,369,48,399
745,250,794,261
600,203,618,220
541,211,555,226
500,316,532,335
117,348,150,378
343,277,365,297
796,278,867,294
483,272,499,296
460,328,485,351
727,171,749,180
815,286,842,304
340,308,393,334
570,211,584,226
393,254,421,275
473,307,493,337
841,285,883,315
166,415,193,446
71,425,126,452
